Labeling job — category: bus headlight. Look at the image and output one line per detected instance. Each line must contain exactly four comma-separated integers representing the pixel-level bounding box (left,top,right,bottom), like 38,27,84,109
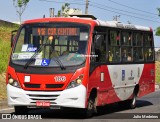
67,75,83,89
8,74,21,88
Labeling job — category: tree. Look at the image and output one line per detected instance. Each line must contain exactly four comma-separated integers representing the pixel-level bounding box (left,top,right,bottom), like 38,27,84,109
156,27,160,36
157,8,160,16
156,8,160,36
13,0,30,24
57,3,70,17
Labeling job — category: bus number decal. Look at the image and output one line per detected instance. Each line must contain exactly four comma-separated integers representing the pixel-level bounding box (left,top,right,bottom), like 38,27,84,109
54,76,66,82
122,70,125,81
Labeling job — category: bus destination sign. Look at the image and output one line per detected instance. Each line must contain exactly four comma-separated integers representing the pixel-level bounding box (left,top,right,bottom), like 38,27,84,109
32,28,80,36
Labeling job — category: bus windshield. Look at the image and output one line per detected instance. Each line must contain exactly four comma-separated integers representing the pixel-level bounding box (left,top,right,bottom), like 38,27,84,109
11,23,90,67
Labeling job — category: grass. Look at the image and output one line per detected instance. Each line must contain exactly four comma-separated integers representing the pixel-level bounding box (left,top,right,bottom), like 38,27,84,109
0,21,19,100
0,73,7,100
156,61,160,84
0,21,19,73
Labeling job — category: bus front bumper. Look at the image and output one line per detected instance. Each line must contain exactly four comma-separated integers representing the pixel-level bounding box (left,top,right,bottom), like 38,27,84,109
7,84,86,108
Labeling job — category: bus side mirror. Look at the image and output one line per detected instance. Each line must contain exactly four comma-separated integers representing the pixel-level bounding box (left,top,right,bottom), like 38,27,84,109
11,30,17,47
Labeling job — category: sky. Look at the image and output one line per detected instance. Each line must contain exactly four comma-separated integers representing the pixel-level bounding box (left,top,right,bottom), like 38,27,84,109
0,0,160,47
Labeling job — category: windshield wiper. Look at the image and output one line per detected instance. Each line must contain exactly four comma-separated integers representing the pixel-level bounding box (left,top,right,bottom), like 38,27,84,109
50,50,66,70
24,46,42,69
53,57,66,70
24,47,66,70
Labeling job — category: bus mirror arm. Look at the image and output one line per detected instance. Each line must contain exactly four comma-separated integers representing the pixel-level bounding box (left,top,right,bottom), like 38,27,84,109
11,30,18,47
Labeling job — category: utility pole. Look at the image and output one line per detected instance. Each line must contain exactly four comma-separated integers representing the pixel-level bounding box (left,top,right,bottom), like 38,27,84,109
113,15,120,21
50,8,54,17
85,0,89,15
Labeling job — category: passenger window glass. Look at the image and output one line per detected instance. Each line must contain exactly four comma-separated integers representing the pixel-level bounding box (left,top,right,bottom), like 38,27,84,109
144,34,153,47
133,48,144,61
110,31,120,46
121,32,131,46
108,47,120,62
95,35,106,62
133,33,143,46
121,47,132,62
144,48,154,61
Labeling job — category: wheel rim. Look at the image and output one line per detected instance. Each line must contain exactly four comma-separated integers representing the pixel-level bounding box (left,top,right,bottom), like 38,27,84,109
88,100,94,110
132,97,135,105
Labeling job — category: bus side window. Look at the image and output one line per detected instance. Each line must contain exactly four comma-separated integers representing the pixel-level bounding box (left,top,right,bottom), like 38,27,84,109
144,48,154,61
121,31,131,46
121,47,132,62
108,30,120,63
144,34,153,47
144,33,154,62
108,47,120,62
94,35,106,62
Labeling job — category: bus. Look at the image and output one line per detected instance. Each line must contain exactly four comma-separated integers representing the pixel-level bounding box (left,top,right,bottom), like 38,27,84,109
6,15,155,116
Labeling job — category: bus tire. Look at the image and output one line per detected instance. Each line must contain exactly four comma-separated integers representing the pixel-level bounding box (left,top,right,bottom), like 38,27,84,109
128,92,137,109
14,106,28,115
118,93,137,109
84,97,97,118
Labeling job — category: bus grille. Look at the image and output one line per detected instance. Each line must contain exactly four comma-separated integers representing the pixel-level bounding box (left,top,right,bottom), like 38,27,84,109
46,84,64,88
24,83,64,89
27,94,60,104
24,83,40,88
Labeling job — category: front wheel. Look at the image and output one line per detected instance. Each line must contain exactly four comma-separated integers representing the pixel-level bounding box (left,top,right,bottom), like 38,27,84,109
84,98,97,118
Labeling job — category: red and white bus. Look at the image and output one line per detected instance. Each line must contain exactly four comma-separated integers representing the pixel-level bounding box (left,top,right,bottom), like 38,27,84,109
6,15,155,116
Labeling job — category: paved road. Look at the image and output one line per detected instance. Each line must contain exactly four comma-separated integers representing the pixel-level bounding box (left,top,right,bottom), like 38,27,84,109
0,90,160,121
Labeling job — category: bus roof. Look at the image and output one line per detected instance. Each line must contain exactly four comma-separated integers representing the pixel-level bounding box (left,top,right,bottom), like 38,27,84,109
23,17,97,26
23,15,152,32
95,19,151,31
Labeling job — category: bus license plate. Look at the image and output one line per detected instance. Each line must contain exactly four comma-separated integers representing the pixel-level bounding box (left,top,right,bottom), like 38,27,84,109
36,101,50,107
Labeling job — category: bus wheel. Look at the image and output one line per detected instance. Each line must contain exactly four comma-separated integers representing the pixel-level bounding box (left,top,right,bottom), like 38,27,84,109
14,106,28,115
128,93,137,109
85,98,97,118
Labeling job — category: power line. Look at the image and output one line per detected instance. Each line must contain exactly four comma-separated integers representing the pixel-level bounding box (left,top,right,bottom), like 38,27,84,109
89,1,160,20
89,4,160,24
107,0,158,16
39,0,85,5
39,0,160,23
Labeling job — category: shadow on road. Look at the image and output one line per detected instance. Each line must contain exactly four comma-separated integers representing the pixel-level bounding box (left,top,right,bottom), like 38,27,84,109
11,100,153,119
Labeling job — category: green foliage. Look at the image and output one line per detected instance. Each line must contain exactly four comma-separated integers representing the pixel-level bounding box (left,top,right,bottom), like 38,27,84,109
157,8,160,16
57,10,61,17
13,0,30,23
0,22,19,73
14,0,30,7
0,39,10,73
57,3,70,17
156,27,160,36
156,61,160,84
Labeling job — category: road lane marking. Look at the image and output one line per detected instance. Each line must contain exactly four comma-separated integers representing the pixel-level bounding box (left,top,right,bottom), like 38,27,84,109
0,108,14,112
